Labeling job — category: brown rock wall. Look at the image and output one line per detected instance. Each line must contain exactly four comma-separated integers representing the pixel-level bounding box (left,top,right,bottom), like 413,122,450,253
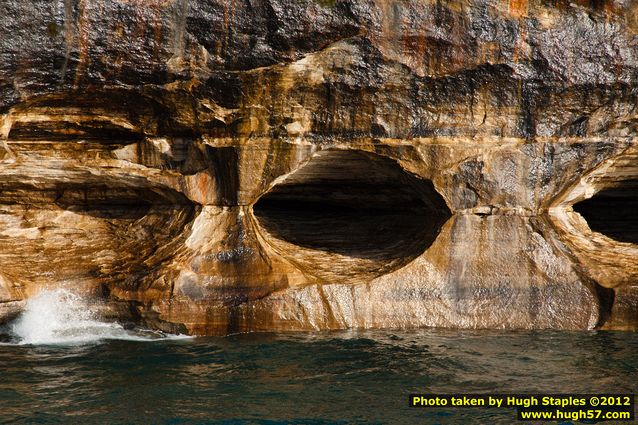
0,0,637,333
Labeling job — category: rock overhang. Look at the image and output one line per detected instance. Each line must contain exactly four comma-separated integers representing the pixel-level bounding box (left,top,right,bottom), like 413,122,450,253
0,0,637,333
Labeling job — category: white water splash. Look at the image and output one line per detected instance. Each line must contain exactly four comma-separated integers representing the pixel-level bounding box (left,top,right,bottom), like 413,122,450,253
10,289,190,345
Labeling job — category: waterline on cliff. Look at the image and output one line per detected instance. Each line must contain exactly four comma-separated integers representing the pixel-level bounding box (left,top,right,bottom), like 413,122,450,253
4,289,190,345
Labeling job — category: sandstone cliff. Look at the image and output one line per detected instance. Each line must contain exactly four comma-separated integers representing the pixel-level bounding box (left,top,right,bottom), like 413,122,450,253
1,0,637,334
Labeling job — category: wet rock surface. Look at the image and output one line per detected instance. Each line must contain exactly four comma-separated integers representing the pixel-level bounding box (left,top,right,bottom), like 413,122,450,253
0,0,637,334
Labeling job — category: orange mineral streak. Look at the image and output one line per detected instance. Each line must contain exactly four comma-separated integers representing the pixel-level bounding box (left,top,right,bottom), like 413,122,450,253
152,7,164,59
400,11,428,77
73,0,90,87
198,172,211,201
512,21,528,64
508,0,528,18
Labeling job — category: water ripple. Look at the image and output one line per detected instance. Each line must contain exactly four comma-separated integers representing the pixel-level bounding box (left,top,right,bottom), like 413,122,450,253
0,326,637,423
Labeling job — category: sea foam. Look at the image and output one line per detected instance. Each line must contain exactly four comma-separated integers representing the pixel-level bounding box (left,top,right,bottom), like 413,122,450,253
10,288,190,345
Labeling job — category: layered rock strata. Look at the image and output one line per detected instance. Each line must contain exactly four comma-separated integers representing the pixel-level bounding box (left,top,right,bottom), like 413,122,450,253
1,0,637,333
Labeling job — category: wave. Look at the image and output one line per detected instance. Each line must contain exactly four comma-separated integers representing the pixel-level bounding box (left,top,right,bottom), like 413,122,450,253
4,289,191,345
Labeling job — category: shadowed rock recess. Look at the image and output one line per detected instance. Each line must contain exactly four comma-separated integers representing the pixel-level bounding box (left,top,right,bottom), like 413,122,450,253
253,150,451,280
573,181,638,245
1,0,638,334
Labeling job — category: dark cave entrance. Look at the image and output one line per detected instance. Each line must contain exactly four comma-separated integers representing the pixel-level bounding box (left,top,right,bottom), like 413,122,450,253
573,180,638,245
52,185,195,220
252,150,451,261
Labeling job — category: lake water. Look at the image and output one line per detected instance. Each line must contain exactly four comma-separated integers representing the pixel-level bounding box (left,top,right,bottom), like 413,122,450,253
0,291,637,424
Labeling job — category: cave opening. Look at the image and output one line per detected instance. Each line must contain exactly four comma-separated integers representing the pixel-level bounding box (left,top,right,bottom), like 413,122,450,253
573,180,638,245
53,186,194,220
253,150,451,262
0,181,195,221
54,187,154,220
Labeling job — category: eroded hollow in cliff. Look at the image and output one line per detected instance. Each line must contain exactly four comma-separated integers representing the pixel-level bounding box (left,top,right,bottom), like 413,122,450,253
0,181,194,220
253,150,451,269
53,185,195,220
4,91,162,143
0,179,198,285
573,180,638,244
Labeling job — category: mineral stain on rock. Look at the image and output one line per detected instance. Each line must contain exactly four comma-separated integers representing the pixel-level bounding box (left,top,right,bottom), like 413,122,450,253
0,0,637,334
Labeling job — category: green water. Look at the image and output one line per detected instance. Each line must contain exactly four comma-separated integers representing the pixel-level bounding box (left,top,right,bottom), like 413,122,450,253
0,329,636,424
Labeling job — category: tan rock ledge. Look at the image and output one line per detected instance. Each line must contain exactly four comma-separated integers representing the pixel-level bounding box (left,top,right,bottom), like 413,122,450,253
1,0,637,333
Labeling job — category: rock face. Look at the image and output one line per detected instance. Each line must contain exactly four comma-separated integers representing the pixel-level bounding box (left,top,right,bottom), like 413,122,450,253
0,0,637,334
